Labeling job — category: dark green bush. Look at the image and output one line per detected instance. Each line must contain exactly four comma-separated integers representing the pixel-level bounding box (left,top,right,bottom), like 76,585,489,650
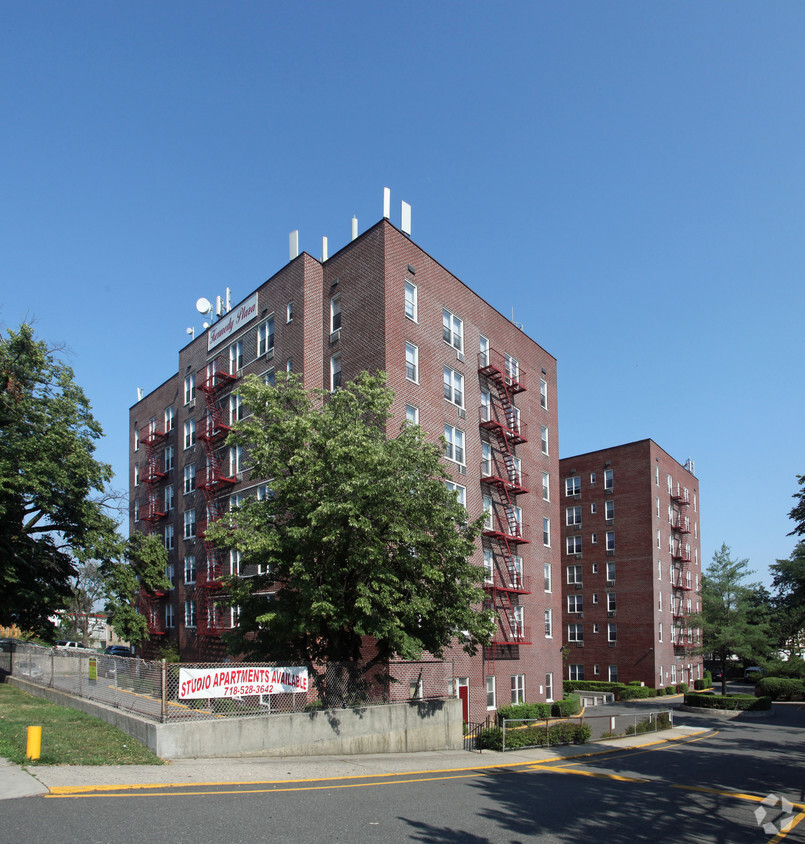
684,692,772,711
703,671,712,686
551,695,581,717
476,726,503,750
563,680,622,694
502,721,591,749
757,658,805,679
665,686,675,695
496,702,551,723
755,677,805,701
693,679,705,691
619,685,653,700
678,683,689,694
656,687,665,696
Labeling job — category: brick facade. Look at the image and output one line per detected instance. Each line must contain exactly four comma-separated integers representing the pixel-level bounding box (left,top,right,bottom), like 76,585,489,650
130,219,563,724
558,440,703,688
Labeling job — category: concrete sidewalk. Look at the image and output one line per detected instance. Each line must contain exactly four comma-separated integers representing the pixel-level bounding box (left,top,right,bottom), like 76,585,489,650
1,725,706,798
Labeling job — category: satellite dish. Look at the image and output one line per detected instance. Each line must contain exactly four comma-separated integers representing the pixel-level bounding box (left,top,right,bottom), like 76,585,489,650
196,297,212,315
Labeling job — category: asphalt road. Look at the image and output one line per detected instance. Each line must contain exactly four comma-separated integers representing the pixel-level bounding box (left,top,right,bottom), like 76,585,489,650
4,699,805,843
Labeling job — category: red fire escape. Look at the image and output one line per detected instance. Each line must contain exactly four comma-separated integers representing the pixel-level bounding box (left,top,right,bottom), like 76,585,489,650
195,356,237,636
140,423,167,523
670,487,694,650
478,349,531,658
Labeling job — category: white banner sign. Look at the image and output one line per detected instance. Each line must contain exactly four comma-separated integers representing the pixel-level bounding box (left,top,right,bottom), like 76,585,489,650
178,666,309,700
207,293,259,351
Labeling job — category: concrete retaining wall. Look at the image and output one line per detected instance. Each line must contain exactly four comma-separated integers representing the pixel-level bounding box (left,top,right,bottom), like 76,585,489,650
7,677,462,759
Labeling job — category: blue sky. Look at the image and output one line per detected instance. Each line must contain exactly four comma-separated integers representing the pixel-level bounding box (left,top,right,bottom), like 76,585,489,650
2,2,803,585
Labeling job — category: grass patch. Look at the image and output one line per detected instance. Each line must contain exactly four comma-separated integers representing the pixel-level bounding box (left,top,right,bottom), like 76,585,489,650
0,684,163,766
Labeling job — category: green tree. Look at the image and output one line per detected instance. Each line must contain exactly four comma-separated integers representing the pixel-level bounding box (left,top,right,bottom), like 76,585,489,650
768,542,805,659
59,560,107,644
206,372,495,685
788,474,805,537
0,324,121,636
699,543,772,693
102,533,171,647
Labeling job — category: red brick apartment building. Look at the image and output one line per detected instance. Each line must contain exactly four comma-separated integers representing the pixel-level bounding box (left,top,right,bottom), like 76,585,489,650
558,440,703,689
130,215,563,724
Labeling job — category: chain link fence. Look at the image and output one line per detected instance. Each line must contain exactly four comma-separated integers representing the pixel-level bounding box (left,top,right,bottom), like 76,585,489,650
7,643,455,725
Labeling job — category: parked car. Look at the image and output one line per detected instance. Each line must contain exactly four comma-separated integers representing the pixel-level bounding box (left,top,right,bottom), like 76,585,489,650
744,667,764,682
712,670,725,683
55,641,93,650
103,645,133,658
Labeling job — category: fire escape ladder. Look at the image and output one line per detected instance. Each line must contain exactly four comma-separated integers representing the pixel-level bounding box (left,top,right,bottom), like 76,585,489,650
140,426,167,522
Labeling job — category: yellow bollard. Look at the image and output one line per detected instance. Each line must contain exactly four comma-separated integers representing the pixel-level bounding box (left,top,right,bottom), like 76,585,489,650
26,726,42,760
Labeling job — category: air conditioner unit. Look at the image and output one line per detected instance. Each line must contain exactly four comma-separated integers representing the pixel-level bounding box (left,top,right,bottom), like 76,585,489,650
458,465,467,475
607,611,616,618
330,329,341,344
458,408,466,419
606,579,615,586
188,399,196,410
457,351,465,363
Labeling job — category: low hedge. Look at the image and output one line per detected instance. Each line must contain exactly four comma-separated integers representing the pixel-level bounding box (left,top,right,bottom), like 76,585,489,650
477,721,591,751
755,677,805,701
619,685,655,700
684,692,772,711
497,695,582,723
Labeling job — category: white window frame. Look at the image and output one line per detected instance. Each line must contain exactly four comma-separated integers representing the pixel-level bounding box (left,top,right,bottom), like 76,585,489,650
164,524,174,551
566,535,582,555
540,378,548,409
442,308,464,352
257,316,274,357
165,446,174,471
404,280,417,321
183,509,196,540
164,485,174,513
604,468,614,491
544,609,553,638
567,564,582,585
184,420,196,450
608,623,617,643
545,672,554,702
568,623,583,643
479,335,490,367
330,354,342,392
164,406,175,431
330,295,341,334
184,464,195,494
483,548,494,584
543,563,552,593
165,603,175,629
443,366,464,408
541,425,549,455
184,555,196,585
511,674,525,705
405,342,418,383
565,476,581,496
566,505,582,526
542,471,550,501
405,404,419,425
184,374,195,405
543,517,551,547
185,600,196,629
444,424,465,466
567,594,583,613
229,340,243,375
445,481,466,507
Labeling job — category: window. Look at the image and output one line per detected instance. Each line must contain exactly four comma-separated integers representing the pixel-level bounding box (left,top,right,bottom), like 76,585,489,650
229,492,243,512
405,404,419,425
229,340,243,374
480,389,491,422
229,445,243,476
286,357,293,373
444,425,465,465
486,676,496,709
568,623,583,643
542,472,550,501
545,672,554,702
565,476,581,496
134,464,140,487
286,301,293,323
567,565,582,584
479,335,490,367
165,604,175,629
504,353,519,384
445,481,466,507
229,548,241,577
590,472,596,484
134,427,139,452
658,592,662,611
541,425,549,455
164,525,174,551
483,495,494,530
567,594,583,613
606,531,615,552
134,498,140,521
544,609,553,638
658,622,663,642
183,464,196,494
184,420,196,449
540,378,548,409
185,600,196,629
592,592,599,604
404,281,417,321
604,468,614,491
257,316,274,356
608,665,618,683
164,406,175,431
566,506,582,526
544,563,552,592
481,441,493,477
164,485,175,513
442,308,463,352
230,394,243,424
607,593,617,613
592,623,599,633
184,555,196,584
330,295,341,334
608,623,617,642
483,548,494,584
543,517,551,547
569,664,584,681
605,500,614,521
164,446,175,472
511,606,524,639
405,342,418,382
256,483,272,501
607,561,616,581
511,674,525,704
184,374,195,405
330,355,342,391
184,510,196,540
591,532,597,544
510,555,523,588
443,366,464,408
264,369,275,386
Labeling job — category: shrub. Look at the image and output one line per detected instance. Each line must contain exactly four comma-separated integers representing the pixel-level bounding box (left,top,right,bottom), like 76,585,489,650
476,726,503,750
665,686,675,695
755,677,805,701
656,687,665,696
619,685,653,700
678,683,689,694
503,721,591,749
684,692,772,711
693,679,705,691
758,658,805,680
551,695,581,717
624,711,672,735
703,671,712,686
496,702,551,723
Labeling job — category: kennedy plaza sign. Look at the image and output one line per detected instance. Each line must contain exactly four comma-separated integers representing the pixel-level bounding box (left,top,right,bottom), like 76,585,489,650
207,293,259,351
178,666,309,700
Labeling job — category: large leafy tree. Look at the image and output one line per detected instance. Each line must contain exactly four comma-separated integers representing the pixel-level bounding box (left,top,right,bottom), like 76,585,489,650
206,371,495,677
59,560,107,644
789,475,805,537
768,542,805,659
699,543,772,693
102,532,171,647
0,324,121,636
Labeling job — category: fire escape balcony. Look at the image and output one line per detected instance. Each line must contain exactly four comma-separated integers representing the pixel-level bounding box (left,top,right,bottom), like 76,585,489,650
489,626,532,646
197,416,231,443
480,463,529,495
140,428,167,448
670,490,690,506
482,519,530,545
478,349,527,394
197,359,237,396
483,573,531,594
141,499,167,522
478,407,528,445
196,559,224,590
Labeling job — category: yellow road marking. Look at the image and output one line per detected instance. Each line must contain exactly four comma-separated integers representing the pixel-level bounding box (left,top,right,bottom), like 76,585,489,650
769,810,805,843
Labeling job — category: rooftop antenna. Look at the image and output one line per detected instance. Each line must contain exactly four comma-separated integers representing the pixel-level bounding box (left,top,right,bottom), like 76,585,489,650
196,296,212,330
186,326,195,340
401,201,411,236
137,387,143,401
383,187,391,219
289,230,299,260
351,216,358,241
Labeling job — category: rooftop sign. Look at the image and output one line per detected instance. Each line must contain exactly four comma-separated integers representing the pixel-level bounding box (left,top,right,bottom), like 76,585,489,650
207,293,259,351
